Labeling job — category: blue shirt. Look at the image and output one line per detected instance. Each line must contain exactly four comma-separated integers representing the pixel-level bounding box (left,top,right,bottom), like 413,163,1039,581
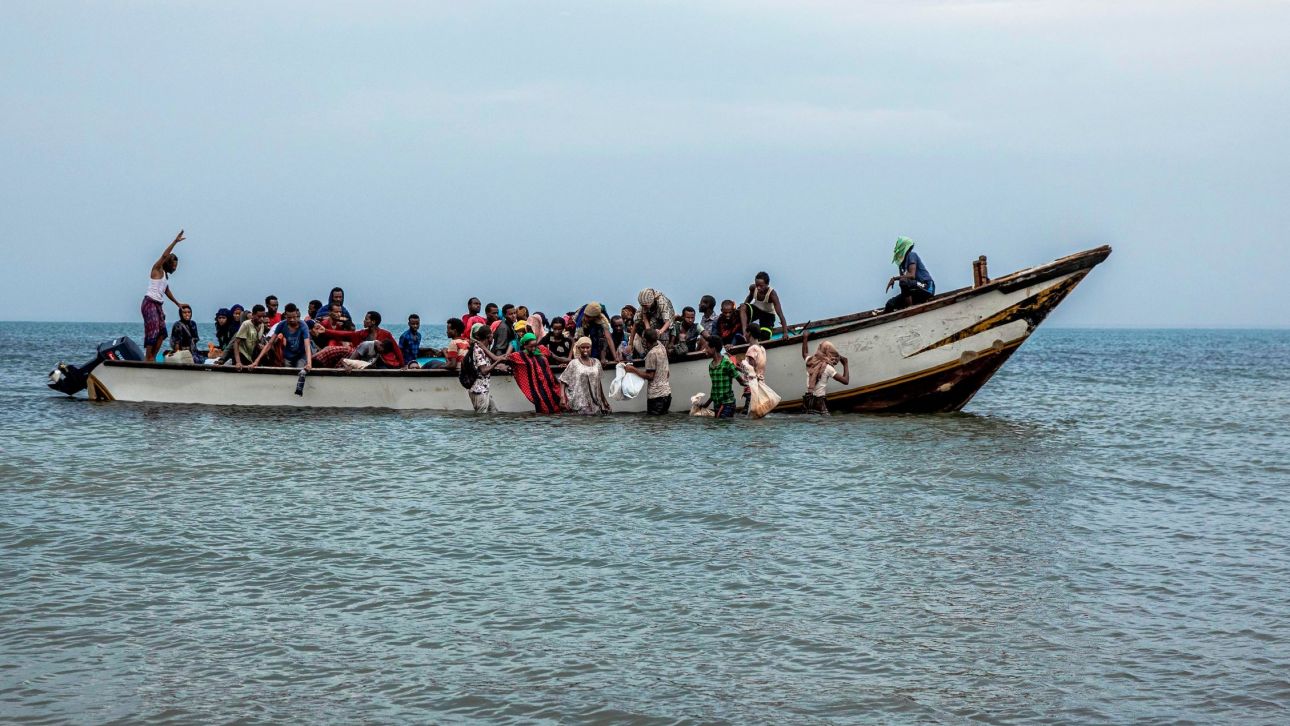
279,322,310,361
399,329,421,365
901,250,935,294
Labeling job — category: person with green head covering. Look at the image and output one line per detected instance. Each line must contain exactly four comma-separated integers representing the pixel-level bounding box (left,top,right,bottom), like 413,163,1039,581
505,332,567,413
884,236,936,313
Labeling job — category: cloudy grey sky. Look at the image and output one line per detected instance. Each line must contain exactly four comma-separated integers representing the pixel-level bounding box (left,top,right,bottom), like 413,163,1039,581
3,1,1287,327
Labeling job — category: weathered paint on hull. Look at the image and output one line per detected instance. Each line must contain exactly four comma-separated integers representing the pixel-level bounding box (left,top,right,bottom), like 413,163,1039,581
86,247,1109,413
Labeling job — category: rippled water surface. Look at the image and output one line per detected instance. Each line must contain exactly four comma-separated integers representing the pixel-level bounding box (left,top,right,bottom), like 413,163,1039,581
2,323,1288,723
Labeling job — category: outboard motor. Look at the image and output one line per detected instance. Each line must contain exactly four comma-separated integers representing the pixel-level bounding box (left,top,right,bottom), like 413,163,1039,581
47,336,144,396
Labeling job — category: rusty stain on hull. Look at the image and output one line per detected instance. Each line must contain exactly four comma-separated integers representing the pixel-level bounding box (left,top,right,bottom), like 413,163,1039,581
86,375,115,402
907,271,1089,358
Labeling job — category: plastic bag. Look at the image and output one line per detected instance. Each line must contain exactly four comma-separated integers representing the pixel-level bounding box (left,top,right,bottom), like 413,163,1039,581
609,363,646,400
689,392,715,417
746,377,781,419
339,358,372,371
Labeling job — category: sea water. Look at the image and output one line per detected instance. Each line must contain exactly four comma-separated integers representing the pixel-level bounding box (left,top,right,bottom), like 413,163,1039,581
1,323,1288,723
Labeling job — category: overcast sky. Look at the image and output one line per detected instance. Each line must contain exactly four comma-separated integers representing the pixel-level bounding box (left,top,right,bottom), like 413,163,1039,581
2,1,1287,327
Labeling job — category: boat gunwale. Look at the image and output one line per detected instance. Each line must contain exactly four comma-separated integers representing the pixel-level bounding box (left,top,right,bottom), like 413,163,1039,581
101,245,1111,378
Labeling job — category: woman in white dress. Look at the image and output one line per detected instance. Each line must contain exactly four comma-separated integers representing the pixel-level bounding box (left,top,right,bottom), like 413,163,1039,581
559,336,611,415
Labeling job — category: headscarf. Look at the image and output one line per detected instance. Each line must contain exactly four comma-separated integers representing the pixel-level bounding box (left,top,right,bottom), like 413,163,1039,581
519,332,539,354
637,288,657,308
230,304,244,315
526,314,546,342
892,236,915,265
470,323,488,341
576,303,608,341
214,308,238,346
513,320,528,333
806,341,841,392
743,336,768,380
574,336,592,357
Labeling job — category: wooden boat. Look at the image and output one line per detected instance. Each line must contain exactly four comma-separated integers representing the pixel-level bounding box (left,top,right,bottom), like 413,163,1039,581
67,246,1110,413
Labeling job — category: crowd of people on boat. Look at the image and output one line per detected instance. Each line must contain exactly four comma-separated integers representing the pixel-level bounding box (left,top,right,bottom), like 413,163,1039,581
142,231,933,416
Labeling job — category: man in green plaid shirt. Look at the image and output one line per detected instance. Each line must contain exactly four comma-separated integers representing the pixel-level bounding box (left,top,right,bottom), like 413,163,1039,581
703,333,746,418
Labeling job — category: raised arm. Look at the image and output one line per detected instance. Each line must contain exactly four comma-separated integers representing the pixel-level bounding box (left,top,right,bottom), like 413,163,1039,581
833,355,850,385
153,230,185,272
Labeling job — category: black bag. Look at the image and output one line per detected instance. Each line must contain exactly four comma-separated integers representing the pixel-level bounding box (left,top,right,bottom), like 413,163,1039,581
458,341,480,390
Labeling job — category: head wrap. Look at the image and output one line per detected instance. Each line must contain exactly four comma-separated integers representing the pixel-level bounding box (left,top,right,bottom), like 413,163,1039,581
806,341,841,392
216,308,231,318
230,304,244,313
583,302,603,319
471,323,488,341
637,288,657,308
519,332,538,353
892,236,915,265
526,314,546,343
574,336,592,355
513,320,528,332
